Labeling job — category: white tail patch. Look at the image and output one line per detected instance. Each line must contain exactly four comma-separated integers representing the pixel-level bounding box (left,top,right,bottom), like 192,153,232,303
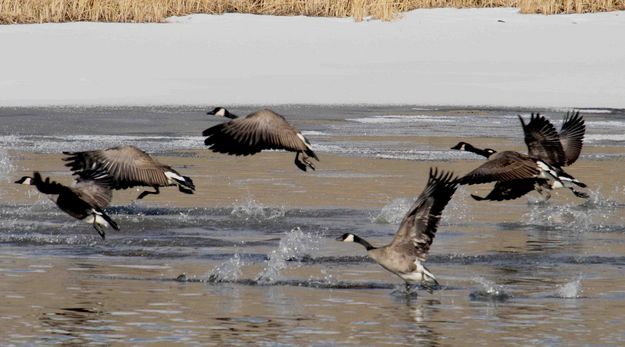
551,181,564,189
165,171,185,184
536,161,559,179
84,213,110,228
399,260,437,284
297,133,313,150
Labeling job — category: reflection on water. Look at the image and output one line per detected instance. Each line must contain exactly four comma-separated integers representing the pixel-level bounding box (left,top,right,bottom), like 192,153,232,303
1,106,625,345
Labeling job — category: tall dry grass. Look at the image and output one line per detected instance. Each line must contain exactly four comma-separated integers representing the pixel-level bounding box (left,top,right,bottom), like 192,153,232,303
0,0,623,24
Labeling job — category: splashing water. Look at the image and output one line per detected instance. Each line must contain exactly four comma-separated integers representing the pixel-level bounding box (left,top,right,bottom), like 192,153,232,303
372,197,413,224
0,149,14,198
443,186,473,225
523,191,623,233
256,227,321,283
469,277,511,302
557,276,583,299
206,253,245,283
230,197,285,222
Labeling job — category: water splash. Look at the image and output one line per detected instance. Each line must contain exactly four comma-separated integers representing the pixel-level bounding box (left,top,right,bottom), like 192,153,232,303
443,186,473,225
469,277,511,302
556,276,583,299
522,188,624,233
372,197,413,224
230,197,285,222
256,227,321,283
0,149,14,195
206,253,245,283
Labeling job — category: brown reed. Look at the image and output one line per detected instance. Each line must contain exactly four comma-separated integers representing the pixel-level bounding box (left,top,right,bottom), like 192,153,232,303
0,0,623,24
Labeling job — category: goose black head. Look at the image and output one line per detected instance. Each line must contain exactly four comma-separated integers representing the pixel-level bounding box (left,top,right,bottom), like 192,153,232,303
207,107,236,119
483,148,497,158
15,176,33,185
336,233,356,242
451,141,472,151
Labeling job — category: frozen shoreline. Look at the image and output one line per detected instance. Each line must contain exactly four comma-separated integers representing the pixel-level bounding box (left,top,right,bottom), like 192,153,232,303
1,8,624,108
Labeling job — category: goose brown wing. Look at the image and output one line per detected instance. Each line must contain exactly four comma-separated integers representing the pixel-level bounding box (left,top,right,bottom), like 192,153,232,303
73,180,113,209
471,178,538,201
520,113,565,166
203,110,310,156
559,111,585,166
458,151,540,185
63,145,169,189
389,168,458,261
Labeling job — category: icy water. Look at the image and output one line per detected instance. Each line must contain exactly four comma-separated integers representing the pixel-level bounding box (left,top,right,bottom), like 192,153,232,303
1,105,625,345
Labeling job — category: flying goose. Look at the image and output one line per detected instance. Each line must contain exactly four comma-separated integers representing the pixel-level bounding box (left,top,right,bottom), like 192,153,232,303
452,111,587,201
336,168,458,293
62,145,195,200
452,142,587,200
15,172,118,239
202,107,319,171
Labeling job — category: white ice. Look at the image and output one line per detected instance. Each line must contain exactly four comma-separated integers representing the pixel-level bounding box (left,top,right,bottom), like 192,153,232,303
1,8,624,108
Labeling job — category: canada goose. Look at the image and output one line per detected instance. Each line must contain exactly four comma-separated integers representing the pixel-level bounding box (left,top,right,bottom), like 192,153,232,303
452,111,587,201
15,172,118,239
336,168,458,293
63,145,195,200
202,107,319,171
452,142,587,200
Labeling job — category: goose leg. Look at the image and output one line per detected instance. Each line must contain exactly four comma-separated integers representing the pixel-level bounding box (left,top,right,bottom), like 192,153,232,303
535,184,552,202
301,153,316,171
294,152,308,172
405,282,411,294
92,215,106,240
570,188,589,199
137,186,160,200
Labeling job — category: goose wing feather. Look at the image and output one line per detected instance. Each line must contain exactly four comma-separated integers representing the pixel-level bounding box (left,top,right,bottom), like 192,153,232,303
389,168,458,261
458,151,540,185
558,111,585,166
520,113,566,165
73,180,113,209
203,109,310,155
63,145,169,189
472,178,538,201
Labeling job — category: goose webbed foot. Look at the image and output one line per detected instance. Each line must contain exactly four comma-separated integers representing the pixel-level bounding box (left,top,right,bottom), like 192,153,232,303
534,183,552,202
137,187,160,200
92,218,106,240
178,186,194,194
571,189,589,199
302,155,316,171
470,194,486,201
294,152,315,172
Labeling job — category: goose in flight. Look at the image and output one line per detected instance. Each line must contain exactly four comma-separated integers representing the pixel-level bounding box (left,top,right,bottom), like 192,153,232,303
452,111,587,201
63,145,195,200
336,168,458,293
203,107,319,171
15,172,118,239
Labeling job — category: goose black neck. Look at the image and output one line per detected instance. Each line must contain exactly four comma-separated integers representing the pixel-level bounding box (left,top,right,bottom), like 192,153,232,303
463,143,493,158
353,235,375,251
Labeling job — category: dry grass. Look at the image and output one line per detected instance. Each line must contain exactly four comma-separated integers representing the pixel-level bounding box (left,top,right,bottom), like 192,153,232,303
0,0,623,24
